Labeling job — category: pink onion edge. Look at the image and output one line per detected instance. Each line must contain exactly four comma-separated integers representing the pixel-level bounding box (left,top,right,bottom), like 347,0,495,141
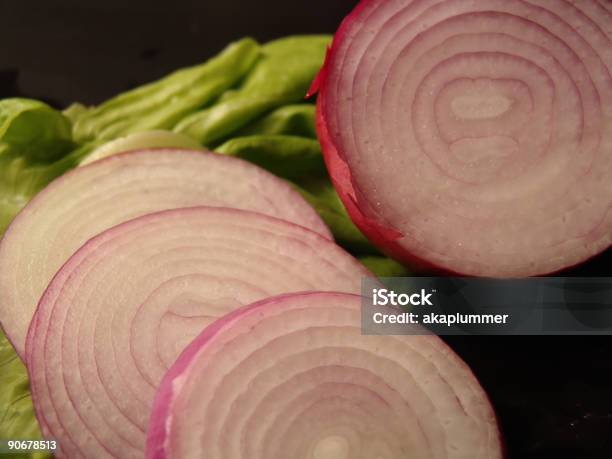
311,25,447,274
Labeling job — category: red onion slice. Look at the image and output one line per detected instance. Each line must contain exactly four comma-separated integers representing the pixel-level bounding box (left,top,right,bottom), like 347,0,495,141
0,149,331,358
147,292,502,459
316,0,612,277
26,207,369,459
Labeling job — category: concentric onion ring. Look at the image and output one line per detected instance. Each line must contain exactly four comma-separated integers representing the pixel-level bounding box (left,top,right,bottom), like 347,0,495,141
0,148,331,358
316,0,612,276
26,207,369,459
147,292,502,459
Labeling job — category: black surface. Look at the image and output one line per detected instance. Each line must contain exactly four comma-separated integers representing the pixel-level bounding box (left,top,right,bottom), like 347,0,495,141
0,0,357,106
1,1,611,457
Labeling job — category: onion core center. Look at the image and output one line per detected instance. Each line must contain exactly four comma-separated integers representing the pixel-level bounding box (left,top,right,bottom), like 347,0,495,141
450,93,512,120
312,435,350,459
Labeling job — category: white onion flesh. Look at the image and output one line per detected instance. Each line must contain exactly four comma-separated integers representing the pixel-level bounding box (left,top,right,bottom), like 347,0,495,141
26,207,369,459
317,0,612,276
0,149,331,357
147,292,502,459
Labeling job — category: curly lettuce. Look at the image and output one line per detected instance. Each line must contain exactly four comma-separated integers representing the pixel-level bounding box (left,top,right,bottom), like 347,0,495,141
71,38,260,143
0,98,77,234
175,36,330,147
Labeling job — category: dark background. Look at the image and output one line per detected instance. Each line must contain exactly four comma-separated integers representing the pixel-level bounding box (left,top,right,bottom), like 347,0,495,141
1,1,611,457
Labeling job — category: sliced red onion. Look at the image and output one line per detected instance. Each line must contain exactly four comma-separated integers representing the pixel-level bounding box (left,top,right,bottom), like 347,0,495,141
26,207,369,459
147,292,502,459
0,149,331,358
315,0,612,277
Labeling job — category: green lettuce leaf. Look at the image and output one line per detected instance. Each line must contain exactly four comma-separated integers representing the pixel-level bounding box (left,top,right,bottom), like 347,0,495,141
0,98,78,234
216,135,325,182
0,330,49,459
62,102,90,125
0,98,73,163
358,256,412,277
72,38,260,143
296,182,378,255
175,35,330,146
236,104,317,138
